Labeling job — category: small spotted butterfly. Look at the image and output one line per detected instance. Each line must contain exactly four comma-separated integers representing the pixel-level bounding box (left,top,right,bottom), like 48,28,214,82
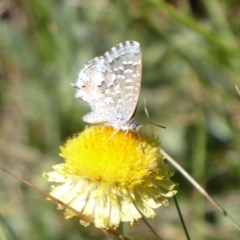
72,41,142,131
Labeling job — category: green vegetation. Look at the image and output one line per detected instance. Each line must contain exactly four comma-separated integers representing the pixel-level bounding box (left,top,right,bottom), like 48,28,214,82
1,0,240,239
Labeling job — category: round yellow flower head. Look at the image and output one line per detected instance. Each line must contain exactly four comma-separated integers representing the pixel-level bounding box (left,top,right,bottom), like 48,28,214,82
43,125,177,229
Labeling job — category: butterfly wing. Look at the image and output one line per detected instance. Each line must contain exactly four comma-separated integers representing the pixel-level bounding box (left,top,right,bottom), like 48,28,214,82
73,41,142,128
73,56,118,124
103,41,142,122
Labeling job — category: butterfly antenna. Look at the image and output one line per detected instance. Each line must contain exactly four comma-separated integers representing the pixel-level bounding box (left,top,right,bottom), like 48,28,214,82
144,98,154,133
143,121,166,129
144,99,166,129
122,126,145,154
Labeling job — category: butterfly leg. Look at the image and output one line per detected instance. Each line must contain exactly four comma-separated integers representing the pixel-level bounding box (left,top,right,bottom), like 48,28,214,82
99,124,107,133
108,128,121,141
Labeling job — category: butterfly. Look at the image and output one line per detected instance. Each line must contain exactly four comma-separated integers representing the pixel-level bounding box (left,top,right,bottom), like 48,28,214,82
72,41,142,131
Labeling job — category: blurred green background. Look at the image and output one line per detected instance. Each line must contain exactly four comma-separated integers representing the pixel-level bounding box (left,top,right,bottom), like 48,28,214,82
1,0,240,239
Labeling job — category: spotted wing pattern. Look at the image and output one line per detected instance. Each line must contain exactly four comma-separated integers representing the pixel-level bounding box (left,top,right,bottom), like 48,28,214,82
73,41,142,131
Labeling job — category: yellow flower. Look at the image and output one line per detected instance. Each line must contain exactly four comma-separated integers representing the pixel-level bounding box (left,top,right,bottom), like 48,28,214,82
43,125,177,229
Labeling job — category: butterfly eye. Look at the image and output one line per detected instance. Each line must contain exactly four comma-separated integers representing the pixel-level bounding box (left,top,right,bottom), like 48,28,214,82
72,84,80,90
81,85,86,88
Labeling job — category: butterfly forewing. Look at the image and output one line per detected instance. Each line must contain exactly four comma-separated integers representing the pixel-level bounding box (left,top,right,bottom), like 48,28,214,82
73,41,142,131
104,41,142,121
